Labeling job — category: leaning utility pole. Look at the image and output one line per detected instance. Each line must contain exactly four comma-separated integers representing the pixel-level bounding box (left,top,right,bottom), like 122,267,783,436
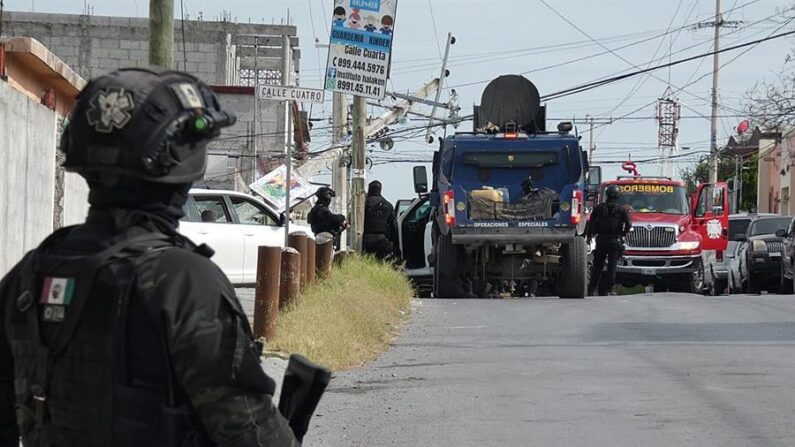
709,0,721,184
331,92,349,249
350,96,367,253
425,33,455,143
149,0,174,67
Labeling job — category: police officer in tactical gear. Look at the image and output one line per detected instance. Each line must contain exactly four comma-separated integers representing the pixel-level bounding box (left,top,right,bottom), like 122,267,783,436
307,186,348,244
586,184,632,296
363,181,399,260
0,68,299,447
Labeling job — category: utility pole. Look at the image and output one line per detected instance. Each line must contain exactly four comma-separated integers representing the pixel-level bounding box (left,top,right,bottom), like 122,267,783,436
571,117,612,165
282,34,293,244
709,0,721,184
587,115,595,164
149,0,174,67
331,92,349,249
350,96,367,253
253,36,260,183
1,0,5,38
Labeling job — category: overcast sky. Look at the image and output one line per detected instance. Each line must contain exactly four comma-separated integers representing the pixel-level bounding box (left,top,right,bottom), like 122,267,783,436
5,0,793,202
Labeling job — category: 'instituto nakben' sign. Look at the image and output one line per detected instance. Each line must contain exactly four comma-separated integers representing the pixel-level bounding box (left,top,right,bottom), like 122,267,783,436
324,0,398,100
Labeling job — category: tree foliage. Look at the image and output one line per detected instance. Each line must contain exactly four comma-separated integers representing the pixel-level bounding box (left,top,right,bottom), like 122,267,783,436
679,156,758,212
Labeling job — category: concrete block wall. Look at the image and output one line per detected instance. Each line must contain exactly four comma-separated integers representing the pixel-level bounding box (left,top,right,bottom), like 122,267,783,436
2,11,299,86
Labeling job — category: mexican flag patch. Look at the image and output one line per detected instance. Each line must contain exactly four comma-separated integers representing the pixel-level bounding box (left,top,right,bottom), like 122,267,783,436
40,277,76,306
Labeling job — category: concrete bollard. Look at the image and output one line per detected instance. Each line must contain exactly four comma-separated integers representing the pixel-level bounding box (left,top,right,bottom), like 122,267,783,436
279,247,301,310
288,232,308,291
306,238,317,285
316,233,335,278
253,245,281,341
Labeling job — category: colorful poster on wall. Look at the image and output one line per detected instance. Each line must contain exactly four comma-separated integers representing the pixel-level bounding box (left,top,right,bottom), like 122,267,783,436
249,165,317,210
324,0,398,100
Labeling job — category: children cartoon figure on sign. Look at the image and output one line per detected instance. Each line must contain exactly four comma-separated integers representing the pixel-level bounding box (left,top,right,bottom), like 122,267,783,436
380,15,394,34
363,15,378,32
333,6,346,27
348,9,362,29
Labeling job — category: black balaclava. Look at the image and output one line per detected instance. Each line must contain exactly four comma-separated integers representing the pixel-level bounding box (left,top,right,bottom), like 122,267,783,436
368,181,383,197
87,177,191,234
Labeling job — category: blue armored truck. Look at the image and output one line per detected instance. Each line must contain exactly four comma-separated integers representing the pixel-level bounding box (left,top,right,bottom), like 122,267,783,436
406,76,595,298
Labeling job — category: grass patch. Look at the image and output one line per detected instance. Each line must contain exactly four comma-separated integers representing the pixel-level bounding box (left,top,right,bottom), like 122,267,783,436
269,255,414,371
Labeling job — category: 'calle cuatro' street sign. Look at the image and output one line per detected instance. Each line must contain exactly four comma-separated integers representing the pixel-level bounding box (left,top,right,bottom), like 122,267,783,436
257,85,326,104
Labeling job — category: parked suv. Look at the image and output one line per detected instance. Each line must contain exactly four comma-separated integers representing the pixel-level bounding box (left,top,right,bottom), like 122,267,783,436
730,216,792,293
706,213,774,295
179,188,312,285
777,217,795,293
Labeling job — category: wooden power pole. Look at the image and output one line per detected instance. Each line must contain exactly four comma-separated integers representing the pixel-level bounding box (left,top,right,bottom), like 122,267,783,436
350,96,367,253
149,0,174,67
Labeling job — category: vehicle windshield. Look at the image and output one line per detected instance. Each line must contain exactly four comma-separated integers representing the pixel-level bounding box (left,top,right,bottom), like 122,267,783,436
749,217,792,236
611,184,689,214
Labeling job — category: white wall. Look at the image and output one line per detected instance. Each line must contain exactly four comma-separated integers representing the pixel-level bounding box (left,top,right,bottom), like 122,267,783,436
0,81,56,275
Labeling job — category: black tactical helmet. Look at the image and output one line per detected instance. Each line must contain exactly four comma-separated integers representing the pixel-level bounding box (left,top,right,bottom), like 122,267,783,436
60,68,236,184
316,186,336,201
605,184,621,200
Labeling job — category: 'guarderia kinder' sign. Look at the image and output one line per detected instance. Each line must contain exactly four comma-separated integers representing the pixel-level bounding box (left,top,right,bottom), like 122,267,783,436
324,0,398,100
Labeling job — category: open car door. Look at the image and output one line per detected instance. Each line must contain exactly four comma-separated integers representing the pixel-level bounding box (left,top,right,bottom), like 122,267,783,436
691,182,730,251
397,196,434,277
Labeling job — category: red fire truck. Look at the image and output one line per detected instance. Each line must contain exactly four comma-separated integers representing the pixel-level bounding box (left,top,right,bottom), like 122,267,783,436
595,162,730,293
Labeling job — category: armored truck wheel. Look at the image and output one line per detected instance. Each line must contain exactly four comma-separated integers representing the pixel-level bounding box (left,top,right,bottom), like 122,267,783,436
559,237,587,299
433,233,465,298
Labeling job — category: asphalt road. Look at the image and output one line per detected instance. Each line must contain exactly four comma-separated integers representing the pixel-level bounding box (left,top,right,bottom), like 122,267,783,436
304,293,795,447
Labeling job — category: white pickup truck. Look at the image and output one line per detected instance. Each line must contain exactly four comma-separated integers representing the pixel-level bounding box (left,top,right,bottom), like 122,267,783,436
179,188,312,285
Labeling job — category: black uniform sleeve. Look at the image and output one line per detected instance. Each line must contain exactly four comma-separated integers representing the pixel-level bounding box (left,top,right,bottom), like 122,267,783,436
0,266,20,447
316,207,345,233
585,204,601,238
146,250,299,447
620,207,632,235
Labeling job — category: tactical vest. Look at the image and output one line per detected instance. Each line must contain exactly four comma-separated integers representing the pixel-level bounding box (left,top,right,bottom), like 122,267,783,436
593,202,624,237
364,197,391,235
4,227,212,447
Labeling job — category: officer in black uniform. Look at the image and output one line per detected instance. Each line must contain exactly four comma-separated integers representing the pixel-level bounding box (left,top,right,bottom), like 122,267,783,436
363,181,399,260
307,187,348,245
0,68,299,447
586,184,632,296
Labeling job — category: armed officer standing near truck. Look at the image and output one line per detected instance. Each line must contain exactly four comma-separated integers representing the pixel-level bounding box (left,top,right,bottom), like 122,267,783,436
586,184,632,296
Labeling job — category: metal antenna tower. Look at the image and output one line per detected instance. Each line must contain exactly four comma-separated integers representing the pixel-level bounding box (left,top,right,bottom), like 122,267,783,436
657,87,681,178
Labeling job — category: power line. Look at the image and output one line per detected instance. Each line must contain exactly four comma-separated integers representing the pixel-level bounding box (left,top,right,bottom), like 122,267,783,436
427,0,443,60
447,0,773,91
541,28,795,102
